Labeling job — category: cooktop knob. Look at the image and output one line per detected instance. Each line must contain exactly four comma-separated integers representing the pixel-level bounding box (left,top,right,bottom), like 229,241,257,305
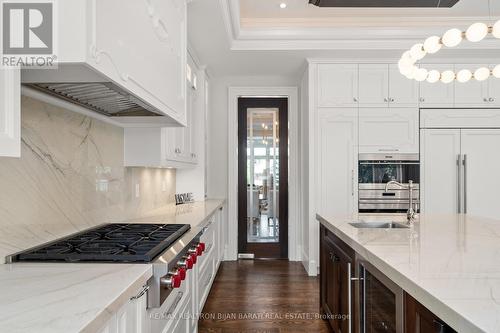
181,255,193,269
160,273,181,289
198,242,206,253
176,267,186,280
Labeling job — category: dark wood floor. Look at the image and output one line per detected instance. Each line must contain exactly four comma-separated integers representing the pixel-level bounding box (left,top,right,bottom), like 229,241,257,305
198,260,331,333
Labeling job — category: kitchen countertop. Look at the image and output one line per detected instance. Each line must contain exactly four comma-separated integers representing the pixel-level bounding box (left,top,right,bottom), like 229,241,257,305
317,213,500,333
0,199,225,333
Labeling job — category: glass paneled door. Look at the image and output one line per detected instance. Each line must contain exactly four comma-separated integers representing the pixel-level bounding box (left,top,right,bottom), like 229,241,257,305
238,98,288,259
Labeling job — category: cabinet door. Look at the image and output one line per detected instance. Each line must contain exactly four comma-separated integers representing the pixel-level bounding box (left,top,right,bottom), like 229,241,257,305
317,108,358,216
405,294,456,333
317,64,358,107
389,64,418,107
0,69,20,157
419,65,454,108
454,64,489,107
487,71,500,106
461,129,500,219
359,108,418,153
358,64,389,107
420,129,461,214
320,235,340,332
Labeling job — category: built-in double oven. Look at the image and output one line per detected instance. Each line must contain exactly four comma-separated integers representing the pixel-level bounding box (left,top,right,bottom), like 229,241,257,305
358,153,420,214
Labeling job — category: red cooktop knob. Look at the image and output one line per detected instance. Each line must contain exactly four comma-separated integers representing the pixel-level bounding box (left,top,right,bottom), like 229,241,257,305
185,256,193,269
177,267,186,280
190,253,197,264
172,274,181,288
196,244,203,256
198,242,206,252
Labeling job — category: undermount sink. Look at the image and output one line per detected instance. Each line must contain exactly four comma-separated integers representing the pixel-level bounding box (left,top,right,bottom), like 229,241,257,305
349,221,410,229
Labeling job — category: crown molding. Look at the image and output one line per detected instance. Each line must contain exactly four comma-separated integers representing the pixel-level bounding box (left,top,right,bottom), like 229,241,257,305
218,0,500,51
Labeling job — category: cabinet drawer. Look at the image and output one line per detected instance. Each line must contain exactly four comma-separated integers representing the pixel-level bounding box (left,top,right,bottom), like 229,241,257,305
198,255,215,311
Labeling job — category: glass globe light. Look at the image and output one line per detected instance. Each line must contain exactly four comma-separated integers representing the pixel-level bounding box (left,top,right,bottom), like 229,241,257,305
410,43,426,61
405,66,418,79
442,28,463,47
466,22,489,42
474,67,490,81
493,20,500,38
492,64,500,78
414,68,428,82
456,69,472,83
440,70,455,83
426,70,441,83
423,36,442,54
398,58,415,75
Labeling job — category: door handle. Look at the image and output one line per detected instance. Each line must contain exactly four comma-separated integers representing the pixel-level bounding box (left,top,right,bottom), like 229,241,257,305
433,319,446,333
463,154,467,214
457,154,461,214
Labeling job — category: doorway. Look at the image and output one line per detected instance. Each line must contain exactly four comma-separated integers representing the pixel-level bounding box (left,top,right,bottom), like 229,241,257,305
237,97,288,259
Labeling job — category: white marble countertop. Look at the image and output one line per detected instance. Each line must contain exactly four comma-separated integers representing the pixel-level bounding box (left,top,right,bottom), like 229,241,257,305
0,199,225,333
317,213,500,333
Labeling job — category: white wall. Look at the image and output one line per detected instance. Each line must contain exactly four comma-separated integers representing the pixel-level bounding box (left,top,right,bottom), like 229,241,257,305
207,75,300,260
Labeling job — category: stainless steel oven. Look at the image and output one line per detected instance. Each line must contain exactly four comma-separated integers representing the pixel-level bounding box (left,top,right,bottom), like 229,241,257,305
358,153,420,213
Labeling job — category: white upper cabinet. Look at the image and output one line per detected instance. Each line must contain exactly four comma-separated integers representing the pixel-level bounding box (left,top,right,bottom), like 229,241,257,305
0,69,20,157
317,64,358,107
22,0,187,126
359,108,419,153
358,65,389,107
419,65,454,108
388,64,419,107
454,64,489,107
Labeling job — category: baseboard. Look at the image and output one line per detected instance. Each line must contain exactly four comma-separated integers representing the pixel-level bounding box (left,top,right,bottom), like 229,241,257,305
301,249,318,276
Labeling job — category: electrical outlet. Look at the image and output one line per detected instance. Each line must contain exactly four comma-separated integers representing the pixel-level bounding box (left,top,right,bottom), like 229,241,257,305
135,183,140,198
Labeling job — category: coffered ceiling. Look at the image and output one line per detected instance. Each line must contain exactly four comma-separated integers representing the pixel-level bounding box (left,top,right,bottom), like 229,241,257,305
188,0,500,76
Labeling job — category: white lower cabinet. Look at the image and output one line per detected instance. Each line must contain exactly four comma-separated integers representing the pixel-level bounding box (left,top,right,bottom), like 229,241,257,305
316,108,358,217
359,108,418,153
98,285,149,333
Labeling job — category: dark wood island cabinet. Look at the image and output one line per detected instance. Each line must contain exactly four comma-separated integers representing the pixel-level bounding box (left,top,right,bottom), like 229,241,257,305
320,224,457,333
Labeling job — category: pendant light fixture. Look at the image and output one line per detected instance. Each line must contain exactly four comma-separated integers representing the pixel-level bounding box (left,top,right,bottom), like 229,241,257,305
398,0,499,83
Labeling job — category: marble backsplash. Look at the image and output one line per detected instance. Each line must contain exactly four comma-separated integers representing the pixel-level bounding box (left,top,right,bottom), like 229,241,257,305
0,96,176,261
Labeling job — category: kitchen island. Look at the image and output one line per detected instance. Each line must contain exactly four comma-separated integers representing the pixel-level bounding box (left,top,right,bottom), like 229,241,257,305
317,213,500,333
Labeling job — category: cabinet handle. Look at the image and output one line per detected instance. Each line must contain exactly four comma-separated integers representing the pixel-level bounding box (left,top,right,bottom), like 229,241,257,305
347,262,352,333
457,154,461,214
433,319,445,333
489,97,495,102
351,169,354,196
463,154,467,214
130,285,149,300
484,98,489,102
384,98,388,102
390,98,395,102
165,291,184,316
419,97,425,102
378,148,399,152
353,97,358,102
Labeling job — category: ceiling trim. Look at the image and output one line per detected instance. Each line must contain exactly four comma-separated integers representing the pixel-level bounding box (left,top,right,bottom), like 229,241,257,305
219,0,500,51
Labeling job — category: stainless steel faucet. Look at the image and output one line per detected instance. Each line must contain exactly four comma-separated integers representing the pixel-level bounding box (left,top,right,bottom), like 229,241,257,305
385,180,416,223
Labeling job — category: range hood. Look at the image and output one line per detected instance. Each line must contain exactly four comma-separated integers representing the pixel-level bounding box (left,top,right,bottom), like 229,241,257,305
23,82,162,118
309,0,459,7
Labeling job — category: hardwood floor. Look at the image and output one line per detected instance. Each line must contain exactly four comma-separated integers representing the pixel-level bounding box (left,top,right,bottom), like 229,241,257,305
198,260,331,333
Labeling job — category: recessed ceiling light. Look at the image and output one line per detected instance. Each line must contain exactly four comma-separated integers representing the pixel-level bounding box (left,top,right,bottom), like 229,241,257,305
279,3,287,9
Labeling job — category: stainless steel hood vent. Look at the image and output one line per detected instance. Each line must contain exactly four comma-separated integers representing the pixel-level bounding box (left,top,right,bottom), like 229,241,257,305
23,82,163,117
309,0,460,7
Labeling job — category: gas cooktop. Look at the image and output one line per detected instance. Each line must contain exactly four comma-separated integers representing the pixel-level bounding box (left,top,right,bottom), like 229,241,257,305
13,223,191,263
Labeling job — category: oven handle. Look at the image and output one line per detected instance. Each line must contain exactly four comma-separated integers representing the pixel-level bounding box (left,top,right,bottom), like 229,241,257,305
359,162,419,165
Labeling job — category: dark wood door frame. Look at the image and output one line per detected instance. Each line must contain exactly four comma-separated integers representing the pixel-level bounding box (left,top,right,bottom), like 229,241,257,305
237,97,288,259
